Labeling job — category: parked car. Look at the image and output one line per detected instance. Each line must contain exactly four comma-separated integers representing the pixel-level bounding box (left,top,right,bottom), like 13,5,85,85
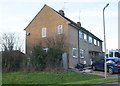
92,57,120,74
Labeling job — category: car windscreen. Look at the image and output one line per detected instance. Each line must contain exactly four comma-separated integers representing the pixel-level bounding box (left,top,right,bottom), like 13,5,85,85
114,59,120,63
107,58,120,63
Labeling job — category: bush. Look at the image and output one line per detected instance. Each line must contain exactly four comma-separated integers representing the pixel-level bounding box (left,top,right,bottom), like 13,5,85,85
46,47,63,67
31,45,63,72
2,50,25,73
31,45,47,71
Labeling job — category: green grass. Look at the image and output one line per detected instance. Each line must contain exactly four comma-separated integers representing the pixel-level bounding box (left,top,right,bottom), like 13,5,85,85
2,70,104,84
67,77,119,84
0,72,2,85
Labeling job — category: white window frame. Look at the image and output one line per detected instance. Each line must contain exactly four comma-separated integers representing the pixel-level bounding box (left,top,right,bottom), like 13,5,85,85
72,48,77,58
80,49,84,58
84,33,87,41
94,39,97,45
58,25,63,34
42,27,46,37
88,36,92,43
43,48,48,52
79,31,82,38
98,41,100,46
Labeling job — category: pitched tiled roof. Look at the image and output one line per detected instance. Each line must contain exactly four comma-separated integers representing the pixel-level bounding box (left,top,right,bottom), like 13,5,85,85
50,5,103,42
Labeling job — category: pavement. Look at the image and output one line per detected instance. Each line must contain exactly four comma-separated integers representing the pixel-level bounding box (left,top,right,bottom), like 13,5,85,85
70,67,120,78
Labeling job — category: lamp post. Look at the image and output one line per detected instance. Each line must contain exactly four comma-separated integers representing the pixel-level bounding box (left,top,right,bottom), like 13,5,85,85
103,3,109,79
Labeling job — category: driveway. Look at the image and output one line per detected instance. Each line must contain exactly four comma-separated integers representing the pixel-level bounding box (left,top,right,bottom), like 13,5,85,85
80,67,120,78
70,67,120,78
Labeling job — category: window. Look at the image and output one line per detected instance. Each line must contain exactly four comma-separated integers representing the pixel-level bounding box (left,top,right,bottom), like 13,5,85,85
43,48,48,52
98,41,100,46
88,36,92,43
42,28,46,37
94,39,97,45
58,25,63,34
84,33,87,41
84,61,86,64
79,31,82,38
80,49,84,58
73,48,77,58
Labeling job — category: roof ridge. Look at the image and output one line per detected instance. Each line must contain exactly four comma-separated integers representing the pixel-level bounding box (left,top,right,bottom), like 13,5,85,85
49,6,102,42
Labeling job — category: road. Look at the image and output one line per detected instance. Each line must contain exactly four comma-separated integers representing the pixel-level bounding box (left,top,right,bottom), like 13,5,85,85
92,81,120,86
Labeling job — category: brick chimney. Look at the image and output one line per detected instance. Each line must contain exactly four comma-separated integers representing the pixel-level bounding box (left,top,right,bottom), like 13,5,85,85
77,22,81,27
59,10,65,16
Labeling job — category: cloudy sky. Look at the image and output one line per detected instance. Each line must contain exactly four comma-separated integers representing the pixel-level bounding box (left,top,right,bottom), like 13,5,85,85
0,0,119,51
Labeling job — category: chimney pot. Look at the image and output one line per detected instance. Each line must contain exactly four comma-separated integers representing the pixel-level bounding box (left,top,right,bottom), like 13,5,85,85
77,22,81,27
59,10,65,16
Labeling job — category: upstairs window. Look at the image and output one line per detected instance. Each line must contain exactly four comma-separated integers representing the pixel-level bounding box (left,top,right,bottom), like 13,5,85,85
58,25,63,34
84,33,87,41
98,41,100,46
73,48,77,58
94,39,97,45
79,31,83,38
88,36,92,43
42,27,46,37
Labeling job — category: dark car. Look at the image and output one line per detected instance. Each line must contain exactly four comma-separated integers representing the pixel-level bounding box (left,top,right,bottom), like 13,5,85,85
92,57,120,74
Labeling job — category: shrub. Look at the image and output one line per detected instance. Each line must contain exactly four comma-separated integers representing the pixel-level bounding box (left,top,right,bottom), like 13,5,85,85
2,50,25,73
31,45,47,71
45,47,63,72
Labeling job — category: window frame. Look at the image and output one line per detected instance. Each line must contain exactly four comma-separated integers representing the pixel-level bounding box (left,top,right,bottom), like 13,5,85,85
84,33,87,41
94,39,97,45
98,41,100,46
72,48,77,58
43,48,48,52
58,25,63,34
88,36,92,43
42,27,46,37
80,49,84,58
79,31,83,38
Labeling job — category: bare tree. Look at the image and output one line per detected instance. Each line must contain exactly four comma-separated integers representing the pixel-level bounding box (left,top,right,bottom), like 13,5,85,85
0,33,23,52
45,34,67,51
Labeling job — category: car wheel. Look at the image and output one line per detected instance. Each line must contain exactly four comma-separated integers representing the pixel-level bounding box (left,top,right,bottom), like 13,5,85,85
108,68,114,74
92,66,96,71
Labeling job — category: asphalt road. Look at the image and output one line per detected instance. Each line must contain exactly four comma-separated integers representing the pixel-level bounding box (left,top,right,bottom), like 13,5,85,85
92,81,120,86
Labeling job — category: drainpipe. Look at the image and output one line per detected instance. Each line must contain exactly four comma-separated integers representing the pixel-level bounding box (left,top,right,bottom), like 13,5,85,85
77,22,81,64
78,29,80,63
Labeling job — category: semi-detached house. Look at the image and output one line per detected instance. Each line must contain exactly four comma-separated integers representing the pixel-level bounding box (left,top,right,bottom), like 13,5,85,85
24,4,103,68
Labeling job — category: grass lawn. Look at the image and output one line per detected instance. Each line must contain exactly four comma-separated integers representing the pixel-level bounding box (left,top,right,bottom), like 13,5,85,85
2,70,104,84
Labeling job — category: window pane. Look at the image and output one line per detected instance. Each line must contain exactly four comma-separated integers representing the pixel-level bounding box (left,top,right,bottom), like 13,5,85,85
80,49,84,58
58,25,63,34
73,48,77,58
98,41,100,46
89,36,92,43
94,39,97,45
42,28,46,37
84,33,87,41
79,31,82,38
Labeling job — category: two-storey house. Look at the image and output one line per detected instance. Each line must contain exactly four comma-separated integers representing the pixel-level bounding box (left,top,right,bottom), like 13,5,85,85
24,4,103,68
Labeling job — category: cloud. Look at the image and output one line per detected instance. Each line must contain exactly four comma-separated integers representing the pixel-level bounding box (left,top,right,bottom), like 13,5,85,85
1,0,118,3
66,10,117,18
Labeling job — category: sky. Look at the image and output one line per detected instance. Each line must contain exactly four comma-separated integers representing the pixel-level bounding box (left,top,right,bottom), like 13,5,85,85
0,0,119,52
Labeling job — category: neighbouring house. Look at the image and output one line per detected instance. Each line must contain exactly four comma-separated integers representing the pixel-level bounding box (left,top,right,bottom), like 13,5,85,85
24,4,103,68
